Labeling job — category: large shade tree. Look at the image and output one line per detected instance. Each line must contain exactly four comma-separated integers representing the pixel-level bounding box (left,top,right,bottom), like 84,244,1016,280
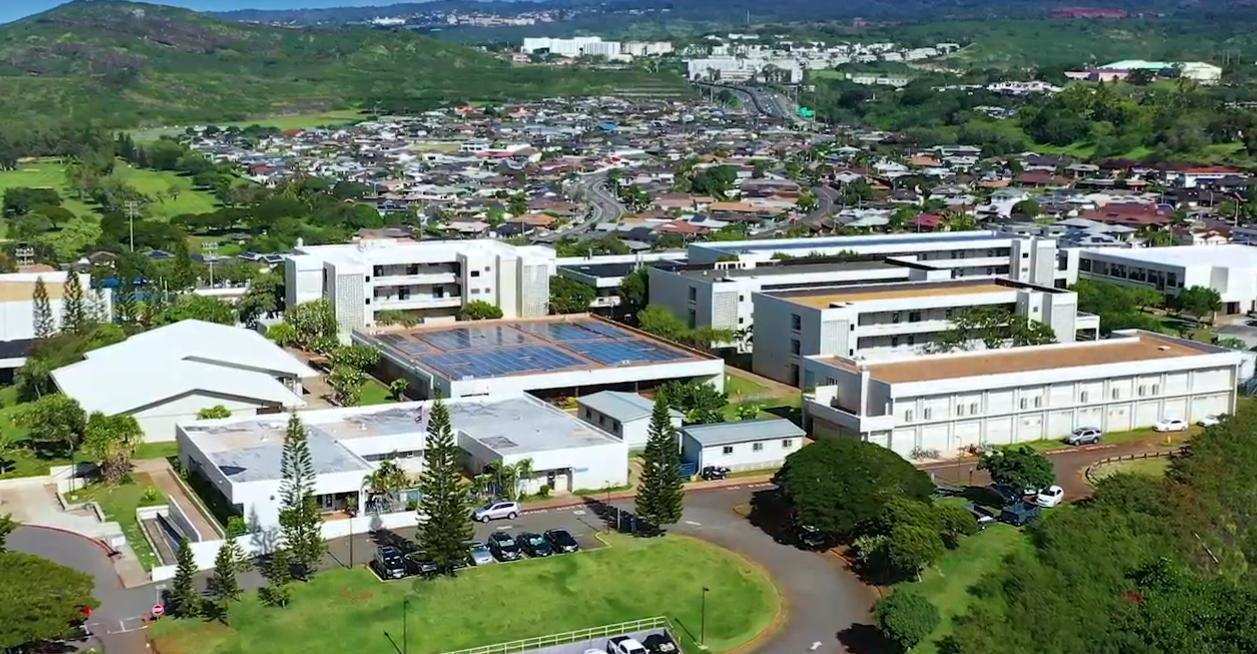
0,551,98,650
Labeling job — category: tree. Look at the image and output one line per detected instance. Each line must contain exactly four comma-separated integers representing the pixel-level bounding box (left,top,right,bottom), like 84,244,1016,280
416,401,473,573
278,413,324,578
1011,198,1041,219
208,539,245,608
388,378,409,401
549,276,595,314
60,273,87,335
327,365,365,406
168,538,201,618
284,299,337,351
459,300,503,321
259,547,293,608
875,589,940,652
635,396,685,533
81,412,141,485
17,394,86,456
0,551,98,650
155,294,235,326
32,278,53,340
1173,285,1222,324
978,445,1055,491
0,513,14,550
1008,315,1057,347
618,267,649,317
362,460,410,513
774,439,934,538
197,405,232,420
885,524,945,580
237,271,282,328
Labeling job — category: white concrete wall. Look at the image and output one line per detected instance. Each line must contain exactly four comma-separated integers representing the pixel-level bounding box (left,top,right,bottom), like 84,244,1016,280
682,436,802,471
135,393,272,442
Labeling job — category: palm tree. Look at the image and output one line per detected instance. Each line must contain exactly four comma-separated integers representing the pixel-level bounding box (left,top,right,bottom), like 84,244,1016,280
484,461,519,501
469,474,494,503
513,458,535,499
362,460,409,513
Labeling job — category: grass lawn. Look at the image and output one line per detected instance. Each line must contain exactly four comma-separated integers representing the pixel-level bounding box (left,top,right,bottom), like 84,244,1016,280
0,159,97,218
110,162,220,220
897,524,1032,654
1015,424,1194,454
66,476,167,570
1089,456,1170,482
358,377,394,406
151,533,780,654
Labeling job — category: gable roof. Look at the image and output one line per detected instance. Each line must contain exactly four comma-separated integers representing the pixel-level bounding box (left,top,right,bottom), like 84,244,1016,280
576,391,682,422
681,418,806,447
51,320,317,415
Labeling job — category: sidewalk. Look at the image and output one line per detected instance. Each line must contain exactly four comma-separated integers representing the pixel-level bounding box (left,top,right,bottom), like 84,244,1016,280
133,458,223,539
520,473,776,512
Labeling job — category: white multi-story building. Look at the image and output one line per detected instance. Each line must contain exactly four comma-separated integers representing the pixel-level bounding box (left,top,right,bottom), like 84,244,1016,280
685,57,804,84
802,330,1241,458
752,277,1091,386
0,270,111,376
1077,244,1257,315
687,231,1062,287
648,258,953,352
284,238,554,333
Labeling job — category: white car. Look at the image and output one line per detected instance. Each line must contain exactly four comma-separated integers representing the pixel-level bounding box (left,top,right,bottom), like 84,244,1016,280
606,636,648,654
472,501,519,523
1153,418,1188,432
1197,414,1222,427
1035,485,1065,508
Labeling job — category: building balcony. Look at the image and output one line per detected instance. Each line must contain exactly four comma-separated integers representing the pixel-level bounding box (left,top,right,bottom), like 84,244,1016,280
856,318,954,337
373,296,463,311
372,272,459,287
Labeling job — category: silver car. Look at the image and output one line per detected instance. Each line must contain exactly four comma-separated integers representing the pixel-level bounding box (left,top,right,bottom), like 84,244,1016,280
1065,426,1101,446
472,500,520,523
468,541,494,566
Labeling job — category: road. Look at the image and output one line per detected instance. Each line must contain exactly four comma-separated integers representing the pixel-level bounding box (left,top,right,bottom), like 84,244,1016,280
555,171,625,239
804,184,840,227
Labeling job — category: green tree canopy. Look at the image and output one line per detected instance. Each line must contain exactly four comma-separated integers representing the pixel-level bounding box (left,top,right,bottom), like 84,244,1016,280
0,551,98,650
875,589,940,652
548,275,595,314
458,300,504,321
978,445,1055,491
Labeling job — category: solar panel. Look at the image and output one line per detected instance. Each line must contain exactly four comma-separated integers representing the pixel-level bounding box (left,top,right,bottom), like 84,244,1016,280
568,339,680,365
419,325,529,351
425,345,582,378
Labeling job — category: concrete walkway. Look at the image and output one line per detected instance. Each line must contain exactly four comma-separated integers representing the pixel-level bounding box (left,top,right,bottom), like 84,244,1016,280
134,458,223,539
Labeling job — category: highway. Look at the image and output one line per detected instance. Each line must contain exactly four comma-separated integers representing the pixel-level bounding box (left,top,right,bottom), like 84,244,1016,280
555,171,626,239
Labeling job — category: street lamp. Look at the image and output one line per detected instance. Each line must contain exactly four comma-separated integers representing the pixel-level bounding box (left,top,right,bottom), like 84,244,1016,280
700,585,710,648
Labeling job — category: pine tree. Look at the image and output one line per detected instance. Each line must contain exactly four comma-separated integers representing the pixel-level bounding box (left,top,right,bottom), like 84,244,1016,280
278,413,324,578
169,538,201,618
208,539,243,604
635,396,685,534
259,547,293,608
32,278,53,340
416,401,472,573
60,273,87,335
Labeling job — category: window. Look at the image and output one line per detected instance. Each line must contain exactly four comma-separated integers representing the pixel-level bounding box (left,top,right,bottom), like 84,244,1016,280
688,287,697,302
1019,397,1028,409
1080,391,1089,402
470,270,480,277
1138,384,1146,396
908,311,921,322
923,408,932,420
791,314,801,331
1111,388,1120,400
905,409,914,421
752,442,764,452
722,446,734,455
1034,396,1042,408
970,402,979,414
1151,384,1159,394
790,339,801,355
956,404,965,417
782,439,793,448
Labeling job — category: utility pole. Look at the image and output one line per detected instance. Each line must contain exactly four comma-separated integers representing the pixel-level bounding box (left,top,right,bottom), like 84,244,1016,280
700,586,710,648
203,241,218,288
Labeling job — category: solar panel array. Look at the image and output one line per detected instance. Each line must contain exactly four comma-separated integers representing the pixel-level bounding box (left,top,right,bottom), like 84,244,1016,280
375,319,695,380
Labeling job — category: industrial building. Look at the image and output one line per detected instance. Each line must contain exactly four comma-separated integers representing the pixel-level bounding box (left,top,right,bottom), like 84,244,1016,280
1077,244,1257,315
178,395,629,530
284,238,554,334
680,419,805,472
751,278,1090,386
356,315,724,400
802,331,1241,459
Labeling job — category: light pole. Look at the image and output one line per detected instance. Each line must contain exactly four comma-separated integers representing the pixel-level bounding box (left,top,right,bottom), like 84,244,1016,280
700,585,709,648
403,597,410,654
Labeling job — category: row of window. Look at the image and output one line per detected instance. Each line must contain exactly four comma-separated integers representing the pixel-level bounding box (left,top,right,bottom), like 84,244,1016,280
718,439,794,455
903,384,1164,421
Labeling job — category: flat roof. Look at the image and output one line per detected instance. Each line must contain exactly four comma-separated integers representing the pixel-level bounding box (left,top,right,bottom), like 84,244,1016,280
770,278,1022,310
454,396,623,456
557,261,639,278
362,316,710,381
674,259,895,282
694,230,1014,254
1082,244,1257,269
849,333,1217,383
681,418,805,447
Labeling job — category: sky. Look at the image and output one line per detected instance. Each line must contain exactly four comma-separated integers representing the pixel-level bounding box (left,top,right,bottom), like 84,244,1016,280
0,0,412,24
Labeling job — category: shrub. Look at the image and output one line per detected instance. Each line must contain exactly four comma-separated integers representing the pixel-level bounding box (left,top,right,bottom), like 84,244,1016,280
875,589,940,652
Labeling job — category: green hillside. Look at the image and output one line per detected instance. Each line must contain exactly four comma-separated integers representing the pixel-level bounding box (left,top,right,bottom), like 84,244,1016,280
0,0,684,130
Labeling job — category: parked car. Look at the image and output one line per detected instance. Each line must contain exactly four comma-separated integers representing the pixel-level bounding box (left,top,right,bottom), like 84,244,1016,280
1065,426,1102,446
1154,418,1187,432
404,551,439,577
989,483,1033,506
373,545,408,580
545,529,580,553
517,532,554,557
643,633,679,653
468,541,494,566
967,503,996,530
607,635,649,654
488,532,522,561
999,501,1042,526
1035,485,1065,508
472,500,520,523
1197,414,1223,427
796,524,830,550
583,650,607,654
699,465,730,481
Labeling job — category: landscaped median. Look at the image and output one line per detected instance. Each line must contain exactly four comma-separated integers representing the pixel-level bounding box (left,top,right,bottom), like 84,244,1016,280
149,532,782,654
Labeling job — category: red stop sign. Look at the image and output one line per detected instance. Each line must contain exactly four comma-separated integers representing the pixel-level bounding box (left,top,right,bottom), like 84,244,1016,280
151,604,165,618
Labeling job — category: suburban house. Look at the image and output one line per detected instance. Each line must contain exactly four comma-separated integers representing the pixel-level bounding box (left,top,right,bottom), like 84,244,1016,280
52,320,318,441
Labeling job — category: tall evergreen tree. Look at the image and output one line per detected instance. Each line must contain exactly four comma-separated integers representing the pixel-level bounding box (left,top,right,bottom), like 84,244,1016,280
208,539,244,604
635,396,685,533
60,273,87,335
416,401,472,573
31,278,53,340
278,413,324,578
169,538,201,618
259,547,293,608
